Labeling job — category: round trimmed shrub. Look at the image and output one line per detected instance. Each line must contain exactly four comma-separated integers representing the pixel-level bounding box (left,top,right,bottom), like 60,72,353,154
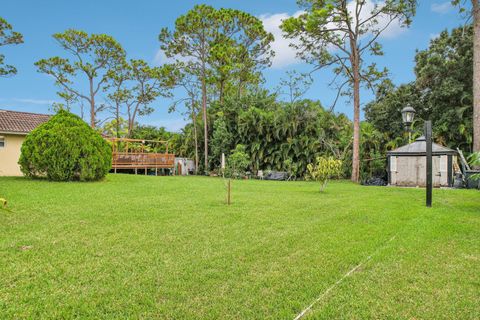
19,110,112,181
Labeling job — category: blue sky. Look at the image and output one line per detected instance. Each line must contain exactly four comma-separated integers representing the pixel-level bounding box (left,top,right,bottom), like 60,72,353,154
0,0,466,131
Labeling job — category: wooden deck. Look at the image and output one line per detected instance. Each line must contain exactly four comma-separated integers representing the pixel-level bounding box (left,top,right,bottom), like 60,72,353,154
107,137,175,173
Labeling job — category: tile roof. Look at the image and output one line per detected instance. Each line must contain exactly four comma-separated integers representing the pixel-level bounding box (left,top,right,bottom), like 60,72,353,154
0,109,51,134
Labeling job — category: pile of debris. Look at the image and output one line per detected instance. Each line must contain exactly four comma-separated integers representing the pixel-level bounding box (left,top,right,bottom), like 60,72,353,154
362,177,387,186
264,171,288,181
456,148,480,189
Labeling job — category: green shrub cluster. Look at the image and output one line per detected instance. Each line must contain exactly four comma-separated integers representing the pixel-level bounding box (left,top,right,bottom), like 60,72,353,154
19,110,112,181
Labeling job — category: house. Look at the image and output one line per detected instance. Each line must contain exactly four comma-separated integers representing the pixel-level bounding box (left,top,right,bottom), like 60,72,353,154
0,109,50,176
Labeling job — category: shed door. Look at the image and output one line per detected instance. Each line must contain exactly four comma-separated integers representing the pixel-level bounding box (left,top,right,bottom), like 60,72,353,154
439,155,448,186
415,157,426,186
395,156,420,187
417,156,443,187
390,156,397,185
417,156,444,187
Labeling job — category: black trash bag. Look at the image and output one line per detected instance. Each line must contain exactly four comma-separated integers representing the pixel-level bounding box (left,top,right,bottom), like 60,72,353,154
453,173,464,189
362,177,387,186
264,171,288,181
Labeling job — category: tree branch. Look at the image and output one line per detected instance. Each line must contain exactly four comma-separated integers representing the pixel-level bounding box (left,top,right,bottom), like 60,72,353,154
330,79,349,112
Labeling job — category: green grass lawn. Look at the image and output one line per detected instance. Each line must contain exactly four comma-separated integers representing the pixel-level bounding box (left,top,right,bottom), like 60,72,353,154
0,175,479,319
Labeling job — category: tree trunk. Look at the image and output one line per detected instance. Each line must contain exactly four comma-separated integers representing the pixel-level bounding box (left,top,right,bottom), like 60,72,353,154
219,80,225,106
115,102,120,139
202,76,208,174
350,47,361,183
128,119,134,138
238,79,244,98
128,103,140,138
352,75,360,182
473,0,480,153
191,96,199,174
89,77,95,128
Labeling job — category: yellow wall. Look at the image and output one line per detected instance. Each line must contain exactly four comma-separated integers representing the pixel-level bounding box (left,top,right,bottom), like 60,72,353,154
0,134,26,176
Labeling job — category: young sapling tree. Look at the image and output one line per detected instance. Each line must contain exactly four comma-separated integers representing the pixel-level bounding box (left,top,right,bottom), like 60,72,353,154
305,156,343,192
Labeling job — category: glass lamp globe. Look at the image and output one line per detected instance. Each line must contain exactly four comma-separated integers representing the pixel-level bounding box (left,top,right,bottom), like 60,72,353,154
401,105,416,126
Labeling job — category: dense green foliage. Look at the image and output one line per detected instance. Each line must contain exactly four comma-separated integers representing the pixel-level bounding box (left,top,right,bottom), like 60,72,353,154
180,90,353,178
469,152,480,179
366,25,474,152
173,89,396,181
1,175,479,318
19,110,111,181
470,152,480,167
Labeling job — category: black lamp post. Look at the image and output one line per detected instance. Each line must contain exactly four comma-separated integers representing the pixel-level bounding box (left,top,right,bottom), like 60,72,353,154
401,105,432,207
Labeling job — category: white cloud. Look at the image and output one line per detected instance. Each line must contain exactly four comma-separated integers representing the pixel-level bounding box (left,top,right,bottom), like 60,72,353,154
431,2,453,14
153,49,174,66
153,49,193,66
259,11,304,69
12,98,58,105
153,49,165,65
430,33,440,40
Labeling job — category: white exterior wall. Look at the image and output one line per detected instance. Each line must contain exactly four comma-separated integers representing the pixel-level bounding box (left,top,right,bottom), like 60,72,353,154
390,155,453,187
0,133,26,176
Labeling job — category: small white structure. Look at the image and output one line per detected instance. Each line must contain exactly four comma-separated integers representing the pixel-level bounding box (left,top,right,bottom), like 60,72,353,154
387,136,457,187
174,157,195,175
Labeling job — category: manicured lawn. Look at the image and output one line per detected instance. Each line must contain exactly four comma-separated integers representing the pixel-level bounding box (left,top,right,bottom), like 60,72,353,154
0,175,479,319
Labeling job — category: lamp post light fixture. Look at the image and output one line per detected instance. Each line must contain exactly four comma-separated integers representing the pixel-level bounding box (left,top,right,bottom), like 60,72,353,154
401,104,432,207
401,104,416,142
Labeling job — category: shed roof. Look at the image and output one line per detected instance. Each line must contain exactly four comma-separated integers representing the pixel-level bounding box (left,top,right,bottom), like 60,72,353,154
387,136,456,156
0,109,50,135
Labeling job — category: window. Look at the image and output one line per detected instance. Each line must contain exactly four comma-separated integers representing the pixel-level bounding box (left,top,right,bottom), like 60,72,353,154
0,137,4,148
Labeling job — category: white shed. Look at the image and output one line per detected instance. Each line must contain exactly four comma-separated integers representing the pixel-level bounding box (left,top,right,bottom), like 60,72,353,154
174,157,195,175
387,136,457,187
